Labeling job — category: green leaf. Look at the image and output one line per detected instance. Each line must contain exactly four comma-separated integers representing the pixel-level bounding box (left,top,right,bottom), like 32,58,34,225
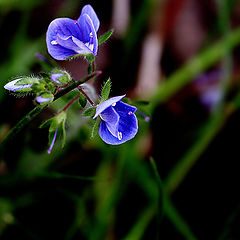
98,29,114,46
83,106,97,117
91,117,101,138
60,117,66,148
79,93,87,108
15,77,40,85
100,78,111,103
39,118,53,129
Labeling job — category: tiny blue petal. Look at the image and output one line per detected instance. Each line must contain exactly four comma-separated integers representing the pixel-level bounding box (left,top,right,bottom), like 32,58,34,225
93,95,138,145
48,129,58,154
46,4,99,60
4,79,33,92
93,95,126,119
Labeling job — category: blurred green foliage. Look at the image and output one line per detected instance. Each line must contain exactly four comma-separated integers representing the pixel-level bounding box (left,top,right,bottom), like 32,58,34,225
1,0,240,239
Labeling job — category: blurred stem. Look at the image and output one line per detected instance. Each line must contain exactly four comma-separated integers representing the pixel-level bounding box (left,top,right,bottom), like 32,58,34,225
164,197,198,240
124,206,156,240
150,27,240,111
0,171,108,186
149,157,164,239
0,71,101,147
165,91,240,195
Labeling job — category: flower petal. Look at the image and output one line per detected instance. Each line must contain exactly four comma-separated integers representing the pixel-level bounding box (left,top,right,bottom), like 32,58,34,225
46,18,81,60
56,35,80,52
93,95,126,119
114,101,137,114
79,4,100,32
99,110,138,145
77,14,98,55
72,36,95,55
100,106,119,137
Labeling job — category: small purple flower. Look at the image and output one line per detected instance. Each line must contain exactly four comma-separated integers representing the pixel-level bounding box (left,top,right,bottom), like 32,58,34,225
46,4,100,60
93,95,138,145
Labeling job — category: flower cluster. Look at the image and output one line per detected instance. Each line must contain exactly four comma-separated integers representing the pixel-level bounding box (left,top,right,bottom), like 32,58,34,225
3,4,143,152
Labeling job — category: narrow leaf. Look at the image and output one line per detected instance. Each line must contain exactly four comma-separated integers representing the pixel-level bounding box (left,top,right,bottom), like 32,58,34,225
98,29,114,46
83,107,97,117
61,119,66,148
91,117,101,138
39,118,53,129
79,93,87,108
15,77,40,85
100,78,111,103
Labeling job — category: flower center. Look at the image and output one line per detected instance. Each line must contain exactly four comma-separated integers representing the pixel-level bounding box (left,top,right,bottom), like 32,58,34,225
118,132,122,140
51,40,58,45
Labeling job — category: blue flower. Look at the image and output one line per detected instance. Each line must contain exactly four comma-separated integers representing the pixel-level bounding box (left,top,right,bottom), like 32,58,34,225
46,4,100,60
93,95,138,145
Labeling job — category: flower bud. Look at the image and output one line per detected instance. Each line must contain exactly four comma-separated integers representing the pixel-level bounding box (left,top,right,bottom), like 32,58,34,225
50,69,71,85
4,77,40,93
36,93,54,105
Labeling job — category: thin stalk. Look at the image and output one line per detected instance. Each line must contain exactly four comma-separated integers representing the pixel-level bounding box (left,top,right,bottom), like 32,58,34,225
60,95,80,112
149,157,164,239
78,86,95,106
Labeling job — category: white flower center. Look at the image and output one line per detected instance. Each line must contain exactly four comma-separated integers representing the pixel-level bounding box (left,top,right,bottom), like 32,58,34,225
51,40,58,45
118,132,122,140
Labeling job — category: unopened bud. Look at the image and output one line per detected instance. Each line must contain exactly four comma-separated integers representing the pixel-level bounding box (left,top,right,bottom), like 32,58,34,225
50,69,71,85
4,77,40,93
36,92,54,105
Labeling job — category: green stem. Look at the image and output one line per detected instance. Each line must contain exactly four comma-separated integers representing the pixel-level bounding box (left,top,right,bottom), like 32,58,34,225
165,92,240,195
149,27,240,111
0,171,109,187
149,157,164,239
0,71,101,147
